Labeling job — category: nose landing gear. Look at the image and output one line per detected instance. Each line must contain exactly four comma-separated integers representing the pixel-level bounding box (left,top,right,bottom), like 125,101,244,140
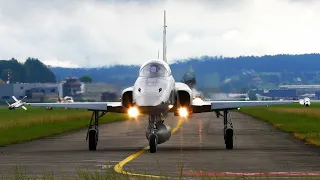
146,114,171,153
149,133,158,153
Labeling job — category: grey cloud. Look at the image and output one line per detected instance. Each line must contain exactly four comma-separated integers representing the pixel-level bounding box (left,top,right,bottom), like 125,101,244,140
0,0,319,67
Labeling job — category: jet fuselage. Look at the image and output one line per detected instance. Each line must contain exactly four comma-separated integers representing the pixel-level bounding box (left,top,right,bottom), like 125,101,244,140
132,59,175,115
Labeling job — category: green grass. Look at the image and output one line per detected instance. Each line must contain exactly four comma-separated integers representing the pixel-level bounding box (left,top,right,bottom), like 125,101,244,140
239,103,320,146
0,106,128,146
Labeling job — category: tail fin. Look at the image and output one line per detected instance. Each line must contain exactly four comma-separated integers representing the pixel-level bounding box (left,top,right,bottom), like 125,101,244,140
58,92,62,102
21,96,27,101
163,10,167,63
6,101,10,106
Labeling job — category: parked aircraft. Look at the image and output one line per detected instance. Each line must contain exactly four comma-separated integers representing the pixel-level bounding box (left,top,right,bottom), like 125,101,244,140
57,92,74,103
13,11,293,153
299,97,311,106
7,96,27,110
46,93,74,110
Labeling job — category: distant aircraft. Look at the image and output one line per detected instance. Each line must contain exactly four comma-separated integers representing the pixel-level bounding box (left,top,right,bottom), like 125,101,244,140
7,96,27,110
57,92,74,103
299,97,311,107
46,93,74,110
14,10,293,153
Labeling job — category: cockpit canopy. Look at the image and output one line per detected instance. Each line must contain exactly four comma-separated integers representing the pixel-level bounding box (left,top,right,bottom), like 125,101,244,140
139,62,169,78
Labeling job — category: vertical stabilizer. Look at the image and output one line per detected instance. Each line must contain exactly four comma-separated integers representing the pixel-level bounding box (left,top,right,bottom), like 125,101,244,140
163,10,167,63
58,92,62,103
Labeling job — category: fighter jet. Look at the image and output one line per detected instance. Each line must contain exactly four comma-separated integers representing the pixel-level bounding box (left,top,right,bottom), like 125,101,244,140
7,96,27,110
181,66,196,89
14,10,293,153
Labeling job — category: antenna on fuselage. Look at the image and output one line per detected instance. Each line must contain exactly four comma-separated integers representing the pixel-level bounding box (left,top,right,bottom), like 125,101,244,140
163,10,167,63
157,49,159,59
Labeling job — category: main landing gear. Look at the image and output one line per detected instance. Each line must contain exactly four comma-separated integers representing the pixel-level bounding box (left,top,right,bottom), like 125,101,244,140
221,110,235,149
86,110,106,151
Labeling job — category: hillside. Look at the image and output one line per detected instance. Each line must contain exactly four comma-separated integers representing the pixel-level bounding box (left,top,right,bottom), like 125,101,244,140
50,54,320,95
2,54,319,95
0,58,56,83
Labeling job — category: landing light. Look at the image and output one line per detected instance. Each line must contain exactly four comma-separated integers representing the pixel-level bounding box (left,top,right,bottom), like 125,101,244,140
168,104,173,109
179,107,188,118
128,107,139,118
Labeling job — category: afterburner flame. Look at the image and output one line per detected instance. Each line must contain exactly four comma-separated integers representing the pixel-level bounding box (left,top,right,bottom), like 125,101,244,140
128,107,139,118
179,107,188,118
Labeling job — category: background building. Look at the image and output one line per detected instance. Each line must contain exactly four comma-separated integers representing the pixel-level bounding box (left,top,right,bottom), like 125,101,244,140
82,83,118,101
0,83,58,103
62,77,83,99
0,75,119,103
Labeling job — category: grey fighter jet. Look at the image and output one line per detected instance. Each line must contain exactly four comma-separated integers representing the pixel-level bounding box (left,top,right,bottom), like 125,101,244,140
14,10,293,153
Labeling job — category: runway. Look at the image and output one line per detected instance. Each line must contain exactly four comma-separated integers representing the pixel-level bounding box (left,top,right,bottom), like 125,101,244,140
1,112,320,178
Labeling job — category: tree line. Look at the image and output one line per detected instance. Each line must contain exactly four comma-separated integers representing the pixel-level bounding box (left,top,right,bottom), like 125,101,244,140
0,58,56,83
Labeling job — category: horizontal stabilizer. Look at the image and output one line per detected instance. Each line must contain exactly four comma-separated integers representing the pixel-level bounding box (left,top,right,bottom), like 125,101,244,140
21,106,27,110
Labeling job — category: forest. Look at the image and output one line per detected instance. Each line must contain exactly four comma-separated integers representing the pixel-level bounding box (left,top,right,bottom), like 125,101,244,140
0,58,56,83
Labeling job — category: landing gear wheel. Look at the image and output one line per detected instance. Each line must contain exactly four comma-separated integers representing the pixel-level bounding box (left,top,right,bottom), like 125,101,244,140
225,128,234,149
88,129,97,151
149,134,158,153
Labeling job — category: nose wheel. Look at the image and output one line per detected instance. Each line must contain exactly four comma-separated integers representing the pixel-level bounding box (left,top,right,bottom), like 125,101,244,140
149,133,158,153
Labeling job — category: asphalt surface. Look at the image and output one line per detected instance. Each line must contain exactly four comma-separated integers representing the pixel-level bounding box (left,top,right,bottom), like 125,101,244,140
1,112,320,179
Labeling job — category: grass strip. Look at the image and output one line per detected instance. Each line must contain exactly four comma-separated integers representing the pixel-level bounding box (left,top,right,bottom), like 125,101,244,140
0,106,128,146
239,103,320,146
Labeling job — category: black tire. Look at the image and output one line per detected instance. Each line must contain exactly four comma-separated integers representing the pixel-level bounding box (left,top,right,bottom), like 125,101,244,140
225,129,234,149
89,130,97,151
149,134,158,153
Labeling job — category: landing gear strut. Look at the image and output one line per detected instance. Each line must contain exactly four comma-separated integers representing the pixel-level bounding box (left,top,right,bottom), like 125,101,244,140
147,114,165,153
86,110,106,151
223,110,235,149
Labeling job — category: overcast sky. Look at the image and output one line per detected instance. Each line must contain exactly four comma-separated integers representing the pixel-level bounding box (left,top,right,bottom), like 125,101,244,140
0,0,319,67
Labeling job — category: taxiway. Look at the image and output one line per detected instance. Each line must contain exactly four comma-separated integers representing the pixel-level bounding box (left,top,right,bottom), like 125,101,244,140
1,112,320,178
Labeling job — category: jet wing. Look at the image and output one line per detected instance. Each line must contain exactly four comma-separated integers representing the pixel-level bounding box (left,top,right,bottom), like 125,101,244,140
192,99,293,113
27,102,125,112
